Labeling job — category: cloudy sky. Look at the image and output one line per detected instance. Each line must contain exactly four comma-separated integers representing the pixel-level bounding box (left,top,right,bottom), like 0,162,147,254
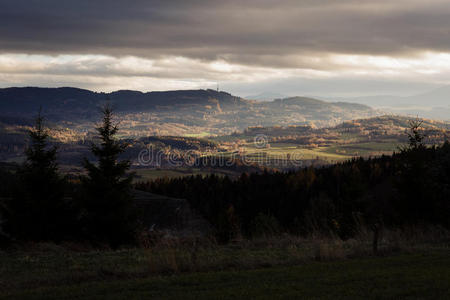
1,0,450,97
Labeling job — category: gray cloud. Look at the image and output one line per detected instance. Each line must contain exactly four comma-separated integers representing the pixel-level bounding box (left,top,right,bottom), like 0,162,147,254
223,76,441,98
2,0,450,99
2,0,450,68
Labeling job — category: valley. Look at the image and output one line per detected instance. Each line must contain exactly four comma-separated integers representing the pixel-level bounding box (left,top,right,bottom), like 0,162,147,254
1,88,449,178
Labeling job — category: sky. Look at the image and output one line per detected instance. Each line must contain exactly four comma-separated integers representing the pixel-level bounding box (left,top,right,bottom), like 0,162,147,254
1,0,450,98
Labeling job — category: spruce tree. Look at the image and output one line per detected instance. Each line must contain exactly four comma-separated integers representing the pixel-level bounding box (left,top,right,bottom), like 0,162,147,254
396,119,430,223
406,119,426,151
81,105,137,247
5,110,68,241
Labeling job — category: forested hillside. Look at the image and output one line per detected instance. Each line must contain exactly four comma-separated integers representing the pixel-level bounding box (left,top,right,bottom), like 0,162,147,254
138,139,450,242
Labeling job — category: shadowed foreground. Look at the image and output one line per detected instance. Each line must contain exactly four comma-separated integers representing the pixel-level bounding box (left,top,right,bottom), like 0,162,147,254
1,250,449,299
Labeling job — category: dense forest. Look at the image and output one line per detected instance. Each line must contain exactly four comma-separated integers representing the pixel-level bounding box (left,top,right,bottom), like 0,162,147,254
138,124,450,242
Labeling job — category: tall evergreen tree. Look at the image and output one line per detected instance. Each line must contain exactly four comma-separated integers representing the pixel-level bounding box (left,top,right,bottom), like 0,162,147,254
81,105,137,247
395,119,430,223
5,109,68,241
405,119,426,151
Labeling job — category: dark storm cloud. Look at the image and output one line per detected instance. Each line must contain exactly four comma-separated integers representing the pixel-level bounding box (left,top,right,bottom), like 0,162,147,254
1,0,450,68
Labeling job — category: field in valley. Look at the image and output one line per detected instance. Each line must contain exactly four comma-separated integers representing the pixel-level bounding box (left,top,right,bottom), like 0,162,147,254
231,140,399,166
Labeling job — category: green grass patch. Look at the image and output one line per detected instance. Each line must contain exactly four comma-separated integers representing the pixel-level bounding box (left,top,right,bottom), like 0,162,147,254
183,132,211,138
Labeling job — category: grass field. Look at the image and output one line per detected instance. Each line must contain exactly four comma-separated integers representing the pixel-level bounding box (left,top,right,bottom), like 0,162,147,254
184,131,212,138
227,139,405,166
1,249,449,299
241,142,354,164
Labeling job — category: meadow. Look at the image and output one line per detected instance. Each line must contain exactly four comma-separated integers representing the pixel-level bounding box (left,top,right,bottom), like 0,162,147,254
1,236,449,299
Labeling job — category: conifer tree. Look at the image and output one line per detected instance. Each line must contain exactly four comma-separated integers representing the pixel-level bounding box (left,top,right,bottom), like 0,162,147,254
81,105,137,246
396,119,430,223
406,119,426,151
5,109,68,241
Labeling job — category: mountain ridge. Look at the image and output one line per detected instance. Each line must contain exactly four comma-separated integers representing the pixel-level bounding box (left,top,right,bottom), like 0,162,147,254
0,87,373,113
0,87,379,137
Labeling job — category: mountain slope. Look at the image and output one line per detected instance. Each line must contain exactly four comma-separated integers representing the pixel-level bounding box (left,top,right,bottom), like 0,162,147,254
0,87,246,117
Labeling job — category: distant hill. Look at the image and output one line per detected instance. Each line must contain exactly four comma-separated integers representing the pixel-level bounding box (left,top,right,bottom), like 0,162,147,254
245,92,286,101
341,115,450,130
342,86,450,120
0,87,246,120
408,86,450,107
0,87,378,137
270,97,370,110
231,115,450,140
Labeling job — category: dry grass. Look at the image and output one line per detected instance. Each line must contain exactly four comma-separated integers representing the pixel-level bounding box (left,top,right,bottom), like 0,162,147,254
137,225,450,274
1,225,448,282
